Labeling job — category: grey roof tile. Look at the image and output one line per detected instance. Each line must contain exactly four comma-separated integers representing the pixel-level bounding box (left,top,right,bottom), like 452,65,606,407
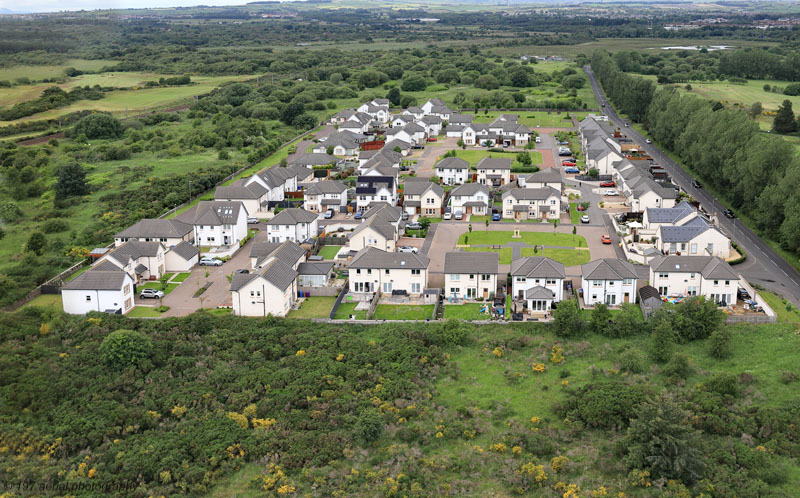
444,251,499,274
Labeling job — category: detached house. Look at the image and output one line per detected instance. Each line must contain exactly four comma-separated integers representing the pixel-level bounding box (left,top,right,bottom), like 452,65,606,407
348,216,398,252
421,98,447,115
192,201,248,248
312,132,358,157
214,182,269,217
510,256,566,311
656,220,731,259
97,240,166,283
230,258,298,317
581,259,639,306
435,157,470,185
476,157,511,187
449,184,490,216
417,115,442,137
265,208,319,243
391,114,415,128
444,251,499,300
348,247,429,296
355,176,397,212
249,240,307,271
114,219,193,247
331,109,356,124
357,102,389,123
62,269,135,315
502,187,561,221
649,255,739,306
402,181,445,217
303,180,348,214
289,153,338,169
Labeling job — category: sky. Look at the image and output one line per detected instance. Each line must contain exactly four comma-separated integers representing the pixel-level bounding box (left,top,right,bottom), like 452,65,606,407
0,0,255,13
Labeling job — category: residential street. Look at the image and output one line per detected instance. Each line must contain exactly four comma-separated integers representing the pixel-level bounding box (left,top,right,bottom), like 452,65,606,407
585,65,800,306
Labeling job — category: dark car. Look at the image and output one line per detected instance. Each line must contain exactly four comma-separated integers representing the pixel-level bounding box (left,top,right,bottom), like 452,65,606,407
354,211,363,219
692,179,702,189
492,213,501,221
235,269,250,274
723,208,735,219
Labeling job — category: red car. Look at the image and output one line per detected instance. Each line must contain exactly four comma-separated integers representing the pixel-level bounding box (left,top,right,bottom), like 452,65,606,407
562,161,576,167
601,235,612,244
426,137,437,142
600,181,615,188
576,204,587,211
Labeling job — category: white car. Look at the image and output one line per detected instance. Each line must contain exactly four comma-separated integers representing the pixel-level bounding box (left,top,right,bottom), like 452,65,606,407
199,257,223,266
443,212,452,220
535,136,541,143
397,246,419,254
604,189,619,196
645,139,652,144
247,217,259,224
580,215,590,224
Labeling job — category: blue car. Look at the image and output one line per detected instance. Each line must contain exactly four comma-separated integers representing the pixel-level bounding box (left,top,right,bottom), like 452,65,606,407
354,211,363,219
492,213,501,221
565,167,580,174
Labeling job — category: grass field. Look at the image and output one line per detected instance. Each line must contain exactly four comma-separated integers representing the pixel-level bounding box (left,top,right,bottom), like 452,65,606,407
287,296,336,319
373,304,434,321
127,306,164,318
138,282,179,295
332,302,367,320
520,247,591,266
569,203,581,224
171,273,192,283
0,59,112,82
493,38,776,58
317,245,342,260
442,302,491,320
472,110,585,128
457,230,586,247
445,148,543,167
463,246,513,264
21,294,63,311
757,290,800,323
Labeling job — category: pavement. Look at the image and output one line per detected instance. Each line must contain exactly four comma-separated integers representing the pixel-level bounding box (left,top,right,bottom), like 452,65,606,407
159,231,265,316
585,65,800,306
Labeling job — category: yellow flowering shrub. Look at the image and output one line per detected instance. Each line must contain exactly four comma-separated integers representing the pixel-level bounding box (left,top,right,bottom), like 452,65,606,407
591,486,608,497
492,347,504,358
243,404,257,419
252,418,277,429
277,484,295,494
86,317,102,326
512,445,522,454
551,455,570,473
490,443,507,453
147,410,159,421
532,363,546,373
550,345,564,364
39,323,51,335
226,411,249,429
88,468,97,478
518,462,548,485
295,350,306,356
755,445,767,452
170,405,187,417
336,353,344,361
435,432,444,438
629,469,651,487
225,444,245,459
256,463,293,492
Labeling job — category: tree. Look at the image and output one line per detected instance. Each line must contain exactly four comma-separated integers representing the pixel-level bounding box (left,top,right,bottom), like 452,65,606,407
485,219,489,233
748,101,763,119
100,329,153,369
516,151,532,166
708,327,733,359
623,396,705,484
772,99,797,134
280,101,306,126
386,87,401,106
355,409,383,445
0,201,23,223
401,75,427,92
159,273,171,292
73,113,123,139
551,300,584,338
590,303,613,336
26,232,46,256
326,145,335,156
672,296,725,342
55,162,90,200
552,218,558,233
614,303,644,337
649,319,674,363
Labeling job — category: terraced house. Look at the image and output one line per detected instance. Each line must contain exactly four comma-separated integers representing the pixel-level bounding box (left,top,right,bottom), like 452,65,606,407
348,247,429,297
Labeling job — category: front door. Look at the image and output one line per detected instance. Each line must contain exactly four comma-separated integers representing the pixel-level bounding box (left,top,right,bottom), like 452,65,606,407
483,288,488,299
515,211,522,220
224,235,230,245
624,292,630,303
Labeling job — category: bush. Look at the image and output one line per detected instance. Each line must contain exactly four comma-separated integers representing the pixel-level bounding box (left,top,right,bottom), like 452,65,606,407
705,373,740,397
555,381,647,429
589,303,613,336
73,113,123,139
355,409,383,445
99,329,153,369
551,300,584,338
708,327,733,359
620,348,647,374
662,353,691,380
649,319,674,363
42,219,69,233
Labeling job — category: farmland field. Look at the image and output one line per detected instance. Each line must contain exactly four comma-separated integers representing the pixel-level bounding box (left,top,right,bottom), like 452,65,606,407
0,59,113,82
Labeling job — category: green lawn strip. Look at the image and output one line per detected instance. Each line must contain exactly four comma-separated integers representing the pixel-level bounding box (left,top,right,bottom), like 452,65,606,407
457,230,586,247
127,306,164,318
463,246,513,264
756,290,800,324
64,264,91,282
423,217,443,224
468,215,491,224
442,303,491,320
405,228,427,237
287,297,337,319
160,273,174,281
500,218,540,223
317,245,342,260
520,247,591,266
373,304,434,321
449,149,543,167
22,294,63,311
138,282,179,295
569,203,581,224
332,302,367,320
171,272,192,283
208,308,232,316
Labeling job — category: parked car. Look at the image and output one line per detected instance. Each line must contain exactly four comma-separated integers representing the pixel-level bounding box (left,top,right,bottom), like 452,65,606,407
558,150,572,156
599,181,615,188
139,288,164,299
576,204,587,211
601,235,612,244
534,136,541,143
354,211,363,220
397,246,418,254
565,167,580,174
454,211,463,220
561,160,576,167
324,209,334,219
624,122,629,127
235,269,249,274
645,138,652,144
199,257,223,266
492,213,501,221
581,215,590,224
443,212,452,220
692,179,702,189
558,140,569,146
406,222,423,230
723,208,735,219
601,103,606,107
604,189,619,196
426,137,437,142
401,211,410,220
247,217,259,224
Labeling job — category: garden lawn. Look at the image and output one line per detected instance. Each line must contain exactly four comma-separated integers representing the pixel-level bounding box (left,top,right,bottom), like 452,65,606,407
457,230,586,247
171,273,192,283
569,203,581,224
138,282,179,295
520,247,591,266
373,304,434,321
443,303,491,320
127,306,164,318
332,302,367,320
757,290,800,324
22,294,62,311
317,245,342,260
445,149,543,167
64,265,91,282
287,297,336,319
463,246,513,264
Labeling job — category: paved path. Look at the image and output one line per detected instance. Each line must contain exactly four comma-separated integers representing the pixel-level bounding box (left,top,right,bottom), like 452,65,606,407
290,125,333,159
411,138,460,178
586,65,800,306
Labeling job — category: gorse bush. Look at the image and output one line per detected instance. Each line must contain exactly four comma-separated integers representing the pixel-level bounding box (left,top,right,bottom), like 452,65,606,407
99,328,153,369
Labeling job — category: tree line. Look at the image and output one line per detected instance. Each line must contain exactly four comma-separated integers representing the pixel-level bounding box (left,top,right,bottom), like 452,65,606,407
592,50,800,256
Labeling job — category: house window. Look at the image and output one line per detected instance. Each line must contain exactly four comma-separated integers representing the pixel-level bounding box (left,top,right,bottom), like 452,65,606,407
658,273,668,278
482,274,491,281
608,281,615,286
623,278,632,285
469,274,475,280
690,243,697,254
85,295,92,302
123,284,131,295
592,281,602,287
690,273,696,278
451,274,460,281
546,279,556,285
658,286,668,295
411,283,421,293
412,269,421,275
725,280,730,286
367,269,372,275
714,280,719,286
385,269,390,275
450,287,459,294
516,277,526,282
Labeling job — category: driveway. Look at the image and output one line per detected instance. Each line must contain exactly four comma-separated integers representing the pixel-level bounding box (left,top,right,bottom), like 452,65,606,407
411,138,460,178
161,231,265,316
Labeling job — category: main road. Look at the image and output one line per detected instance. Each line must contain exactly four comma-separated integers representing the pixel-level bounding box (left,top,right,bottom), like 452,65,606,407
584,65,800,306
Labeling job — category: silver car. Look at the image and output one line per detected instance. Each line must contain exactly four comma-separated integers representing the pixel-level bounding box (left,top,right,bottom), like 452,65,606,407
199,257,223,266
139,288,164,299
